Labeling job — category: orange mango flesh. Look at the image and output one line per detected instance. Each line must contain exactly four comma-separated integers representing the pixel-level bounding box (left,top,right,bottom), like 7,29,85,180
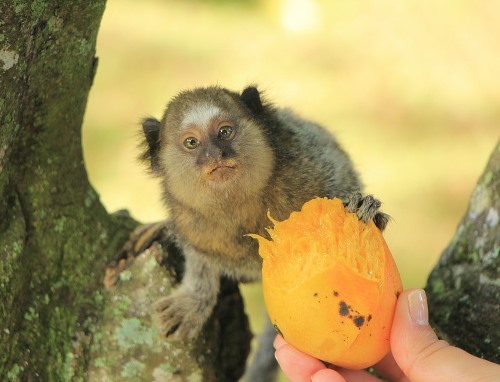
252,197,403,369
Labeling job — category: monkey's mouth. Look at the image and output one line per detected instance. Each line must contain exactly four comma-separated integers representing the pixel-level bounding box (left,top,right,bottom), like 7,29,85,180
205,162,238,182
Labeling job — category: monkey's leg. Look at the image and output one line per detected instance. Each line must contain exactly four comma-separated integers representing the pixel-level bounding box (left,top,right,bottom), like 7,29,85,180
244,314,279,382
345,192,390,231
156,247,220,340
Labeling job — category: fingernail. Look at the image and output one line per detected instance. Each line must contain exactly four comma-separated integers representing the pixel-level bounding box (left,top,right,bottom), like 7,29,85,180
274,350,282,367
408,289,428,325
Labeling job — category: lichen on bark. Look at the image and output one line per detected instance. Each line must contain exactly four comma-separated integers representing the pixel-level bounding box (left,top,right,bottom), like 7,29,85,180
89,246,202,382
90,240,252,382
426,141,500,363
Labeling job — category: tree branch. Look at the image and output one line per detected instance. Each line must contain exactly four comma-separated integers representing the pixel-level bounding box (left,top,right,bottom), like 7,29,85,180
426,141,499,363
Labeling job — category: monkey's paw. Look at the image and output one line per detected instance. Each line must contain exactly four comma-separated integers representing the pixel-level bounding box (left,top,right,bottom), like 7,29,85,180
346,192,390,231
155,289,211,341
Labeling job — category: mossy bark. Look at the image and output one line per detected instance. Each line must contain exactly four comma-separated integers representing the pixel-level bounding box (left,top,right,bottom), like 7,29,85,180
0,1,133,380
89,243,251,382
0,2,251,381
426,141,500,363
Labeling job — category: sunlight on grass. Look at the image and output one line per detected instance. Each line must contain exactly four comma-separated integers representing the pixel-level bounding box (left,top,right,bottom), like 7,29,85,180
82,0,499,377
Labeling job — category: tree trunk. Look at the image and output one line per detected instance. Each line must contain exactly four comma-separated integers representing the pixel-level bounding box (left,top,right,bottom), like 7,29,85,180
0,2,117,380
0,2,251,381
425,141,499,363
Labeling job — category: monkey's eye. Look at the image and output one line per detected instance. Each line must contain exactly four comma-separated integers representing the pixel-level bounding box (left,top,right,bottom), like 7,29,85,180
183,137,200,150
218,126,234,140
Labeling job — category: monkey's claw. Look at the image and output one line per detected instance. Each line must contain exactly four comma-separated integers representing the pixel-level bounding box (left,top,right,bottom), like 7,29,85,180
155,289,208,341
346,192,389,231
122,222,168,258
104,222,169,289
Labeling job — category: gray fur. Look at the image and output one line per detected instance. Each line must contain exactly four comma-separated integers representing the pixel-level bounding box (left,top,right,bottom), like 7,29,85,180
141,85,387,381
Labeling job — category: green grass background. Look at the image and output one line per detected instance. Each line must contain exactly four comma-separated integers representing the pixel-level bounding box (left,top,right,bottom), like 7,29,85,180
82,0,499,377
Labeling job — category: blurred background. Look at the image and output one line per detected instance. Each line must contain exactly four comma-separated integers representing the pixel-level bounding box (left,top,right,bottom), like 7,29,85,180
82,0,499,375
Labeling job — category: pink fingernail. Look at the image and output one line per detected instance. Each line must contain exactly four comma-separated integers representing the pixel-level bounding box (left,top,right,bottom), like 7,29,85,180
408,289,428,325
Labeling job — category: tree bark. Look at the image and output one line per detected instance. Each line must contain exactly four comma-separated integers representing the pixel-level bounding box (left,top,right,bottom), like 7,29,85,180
0,2,251,381
426,141,500,363
89,239,251,382
0,2,118,380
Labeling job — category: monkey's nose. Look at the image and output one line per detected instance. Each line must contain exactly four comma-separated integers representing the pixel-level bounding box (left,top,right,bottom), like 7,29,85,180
203,145,223,160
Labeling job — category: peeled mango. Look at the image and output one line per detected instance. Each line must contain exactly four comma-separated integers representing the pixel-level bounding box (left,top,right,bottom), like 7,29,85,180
251,197,403,369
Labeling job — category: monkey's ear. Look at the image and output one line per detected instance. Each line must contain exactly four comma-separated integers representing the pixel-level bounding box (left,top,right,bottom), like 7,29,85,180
140,117,162,174
241,86,264,114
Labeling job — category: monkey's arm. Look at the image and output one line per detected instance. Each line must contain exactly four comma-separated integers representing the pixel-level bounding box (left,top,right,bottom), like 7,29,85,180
156,246,221,340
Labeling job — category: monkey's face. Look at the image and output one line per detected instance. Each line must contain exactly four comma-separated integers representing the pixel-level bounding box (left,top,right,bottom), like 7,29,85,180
158,92,274,208
177,105,239,184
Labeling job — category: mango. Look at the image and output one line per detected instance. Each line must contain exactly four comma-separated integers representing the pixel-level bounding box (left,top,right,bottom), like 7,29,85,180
251,197,402,369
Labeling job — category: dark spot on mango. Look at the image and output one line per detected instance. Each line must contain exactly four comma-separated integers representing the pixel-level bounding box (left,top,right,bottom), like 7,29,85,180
333,290,339,297
339,301,349,316
367,314,372,322
353,316,365,328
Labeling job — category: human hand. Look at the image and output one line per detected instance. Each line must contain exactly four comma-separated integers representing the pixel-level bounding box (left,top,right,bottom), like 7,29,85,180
274,289,500,382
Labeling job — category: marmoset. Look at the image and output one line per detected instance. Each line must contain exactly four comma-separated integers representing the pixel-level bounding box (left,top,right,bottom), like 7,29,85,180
139,85,388,381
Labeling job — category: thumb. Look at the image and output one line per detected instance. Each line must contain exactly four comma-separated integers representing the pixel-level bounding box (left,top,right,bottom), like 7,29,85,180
390,289,499,382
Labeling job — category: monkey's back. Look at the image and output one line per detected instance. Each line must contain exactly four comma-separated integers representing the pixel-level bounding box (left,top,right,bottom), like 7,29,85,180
264,108,362,221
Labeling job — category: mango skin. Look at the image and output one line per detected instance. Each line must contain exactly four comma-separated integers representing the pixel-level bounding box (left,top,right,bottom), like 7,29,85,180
259,199,403,369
